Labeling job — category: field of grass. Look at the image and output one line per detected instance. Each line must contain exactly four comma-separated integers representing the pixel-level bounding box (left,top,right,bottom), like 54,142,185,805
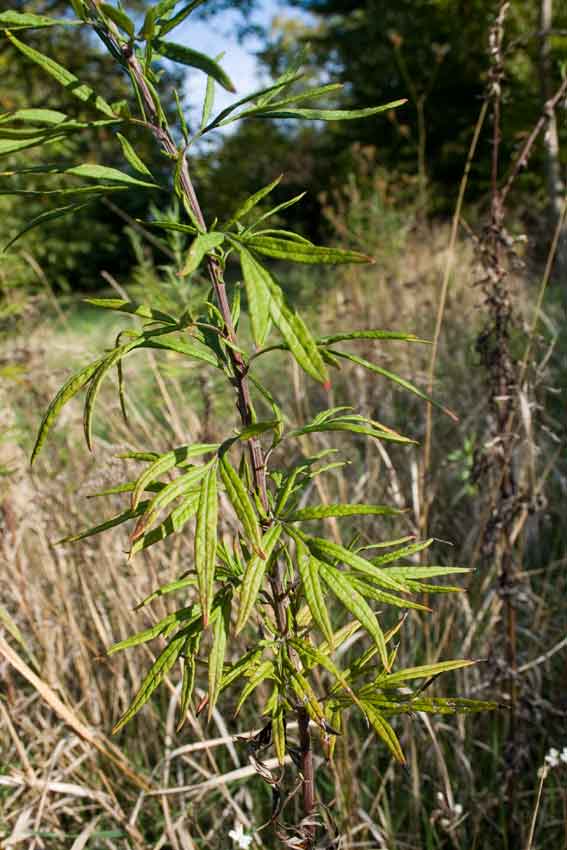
1,206,566,850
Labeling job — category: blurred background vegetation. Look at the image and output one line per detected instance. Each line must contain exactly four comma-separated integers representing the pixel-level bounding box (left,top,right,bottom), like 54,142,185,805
1,1,567,849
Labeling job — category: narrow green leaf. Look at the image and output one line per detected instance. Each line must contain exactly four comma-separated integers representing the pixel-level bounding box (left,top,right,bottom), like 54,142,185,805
288,417,412,445
131,464,209,541
208,595,230,720
219,453,263,555
131,443,219,509
158,0,208,37
116,133,153,177
239,248,272,347
5,32,116,118
330,349,458,421
4,202,90,252
178,643,197,729
101,3,134,37
272,699,286,766
65,163,157,189
250,99,407,122
56,501,149,546
220,647,263,692
0,108,68,125
269,283,329,384
379,659,476,687
134,574,197,609
290,637,363,712
180,231,225,276
289,668,326,726
295,544,334,648
0,11,80,28
142,335,219,366
372,538,434,567
285,503,401,522
306,535,410,594
84,298,176,324
246,192,306,231
108,605,199,654
130,491,201,556
235,660,275,715
224,174,282,229
246,235,372,265
194,462,218,625
112,631,187,733
31,357,103,463
362,701,405,763
83,340,141,450
0,136,66,157
404,696,498,715
318,561,389,670
347,575,430,612
153,39,235,92
235,524,282,634
318,330,429,345
385,565,470,580
202,75,305,133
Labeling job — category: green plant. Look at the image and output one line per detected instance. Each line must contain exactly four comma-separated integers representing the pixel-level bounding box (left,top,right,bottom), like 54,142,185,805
1,3,495,846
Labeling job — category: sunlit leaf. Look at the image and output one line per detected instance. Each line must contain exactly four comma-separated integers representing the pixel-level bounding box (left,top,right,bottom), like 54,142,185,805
100,3,134,37
318,561,389,670
235,524,282,634
180,231,225,276
5,32,117,117
131,443,219,509
194,462,218,625
224,174,282,229
361,700,405,763
153,39,235,92
285,503,401,521
3,202,91,251
0,11,80,28
219,452,264,555
245,234,372,265
208,594,230,719
378,659,476,687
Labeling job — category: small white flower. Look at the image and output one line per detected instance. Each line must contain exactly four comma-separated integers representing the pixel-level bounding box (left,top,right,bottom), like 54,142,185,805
453,803,463,817
560,747,567,764
229,823,253,849
545,748,560,769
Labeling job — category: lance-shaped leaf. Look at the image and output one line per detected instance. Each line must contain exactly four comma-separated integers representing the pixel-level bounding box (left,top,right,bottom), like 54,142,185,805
208,594,230,720
83,339,142,450
384,565,470,580
100,3,134,37
180,231,225,276
224,174,282,229
289,667,326,727
134,574,197,610
220,646,264,692
116,133,153,176
131,443,219,509
235,524,283,634
178,637,199,729
235,659,275,715
269,282,329,384
318,329,429,345
194,462,219,626
202,74,305,133
108,605,200,654
130,490,201,556
84,297,176,325
403,696,498,715
4,202,91,252
291,536,333,647
304,535,410,594
0,10,81,28
112,630,188,733
0,135,67,157
131,464,209,541
246,234,372,265
290,637,363,713
377,659,476,688
219,452,264,555
31,356,104,463
142,335,219,366
361,700,405,763
153,39,235,92
318,561,389,671
372,538,434,567
248,99,406,122
5,32,116,118
271,699,286,766
56,501,149,546
285,503,401,522
239,247,272,348
65,163,158,189
347,575,430,612
329,349,457,421
288,412,412,445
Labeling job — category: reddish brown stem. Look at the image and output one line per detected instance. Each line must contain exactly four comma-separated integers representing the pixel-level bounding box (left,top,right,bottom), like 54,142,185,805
297,707,316,848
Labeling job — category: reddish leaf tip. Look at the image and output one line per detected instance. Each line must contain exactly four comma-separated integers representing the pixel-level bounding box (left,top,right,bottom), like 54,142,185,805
323,380,332,392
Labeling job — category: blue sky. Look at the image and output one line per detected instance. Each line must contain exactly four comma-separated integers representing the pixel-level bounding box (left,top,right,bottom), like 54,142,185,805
176,1,312,129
